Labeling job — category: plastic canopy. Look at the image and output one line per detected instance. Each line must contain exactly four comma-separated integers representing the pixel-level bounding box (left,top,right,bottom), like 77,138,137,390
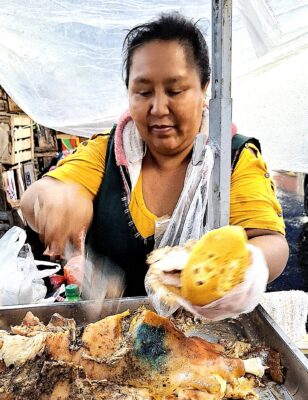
0,0,307,172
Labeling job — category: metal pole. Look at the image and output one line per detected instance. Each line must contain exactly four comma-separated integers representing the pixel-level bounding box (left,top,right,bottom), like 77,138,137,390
209,0,232,228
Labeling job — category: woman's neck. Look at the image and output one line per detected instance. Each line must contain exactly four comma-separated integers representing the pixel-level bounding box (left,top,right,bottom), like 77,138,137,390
144,145,193,172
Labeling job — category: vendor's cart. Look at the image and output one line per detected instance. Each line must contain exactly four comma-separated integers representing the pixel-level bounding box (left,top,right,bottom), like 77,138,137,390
0,1,307,399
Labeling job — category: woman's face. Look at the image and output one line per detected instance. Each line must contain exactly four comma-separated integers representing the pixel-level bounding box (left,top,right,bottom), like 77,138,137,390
128,40,208,156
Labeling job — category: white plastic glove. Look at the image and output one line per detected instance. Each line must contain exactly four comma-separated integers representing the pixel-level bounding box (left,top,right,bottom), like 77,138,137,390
145,243,269,320
145,244,191,316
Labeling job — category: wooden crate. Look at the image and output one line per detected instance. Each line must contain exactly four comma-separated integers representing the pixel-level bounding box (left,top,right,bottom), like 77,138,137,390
0,87,7,100
0,87,23,113
0,114,34,165
10,114,31,126
7,97,23,113
34,125,58,151
0,116,11,162
15,137,31,152
0,87,8,110
0,99,8,112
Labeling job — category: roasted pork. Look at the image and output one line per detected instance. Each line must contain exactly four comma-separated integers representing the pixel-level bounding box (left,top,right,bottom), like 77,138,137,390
0,309,264,399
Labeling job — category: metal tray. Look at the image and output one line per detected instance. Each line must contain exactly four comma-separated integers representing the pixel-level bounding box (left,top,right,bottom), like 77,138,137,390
0,297,307,400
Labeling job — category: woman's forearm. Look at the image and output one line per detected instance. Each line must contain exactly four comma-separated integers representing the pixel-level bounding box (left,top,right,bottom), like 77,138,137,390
20,177,52,232
247,229,289,282
20,177,94,256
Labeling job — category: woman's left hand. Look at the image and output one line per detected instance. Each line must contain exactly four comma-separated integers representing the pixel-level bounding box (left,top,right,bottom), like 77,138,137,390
179,244,269,320
145,244,269,320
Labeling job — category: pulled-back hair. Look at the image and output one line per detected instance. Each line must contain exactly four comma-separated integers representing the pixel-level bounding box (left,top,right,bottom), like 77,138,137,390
123,12,211,88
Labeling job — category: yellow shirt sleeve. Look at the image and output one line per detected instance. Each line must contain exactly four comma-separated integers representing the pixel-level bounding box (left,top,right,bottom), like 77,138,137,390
230,143,285,235
47,135,285,238
46,134,109,197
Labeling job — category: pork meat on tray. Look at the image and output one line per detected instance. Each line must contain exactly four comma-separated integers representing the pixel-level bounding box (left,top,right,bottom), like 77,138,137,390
0,308,277,399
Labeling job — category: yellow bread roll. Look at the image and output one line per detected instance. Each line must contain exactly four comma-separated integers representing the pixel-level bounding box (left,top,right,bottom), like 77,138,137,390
180,226,250,306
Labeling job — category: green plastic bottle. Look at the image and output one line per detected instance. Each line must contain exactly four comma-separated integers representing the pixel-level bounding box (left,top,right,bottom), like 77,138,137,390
65,284,81,302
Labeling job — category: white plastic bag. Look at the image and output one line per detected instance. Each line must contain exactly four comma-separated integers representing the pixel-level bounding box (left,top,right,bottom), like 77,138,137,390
0,226,60,306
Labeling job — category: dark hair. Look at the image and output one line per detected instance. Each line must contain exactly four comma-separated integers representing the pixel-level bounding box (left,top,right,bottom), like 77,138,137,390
122,12,211,88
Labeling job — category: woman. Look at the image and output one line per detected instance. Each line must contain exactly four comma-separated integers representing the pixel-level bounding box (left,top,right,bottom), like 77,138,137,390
21,13,288,314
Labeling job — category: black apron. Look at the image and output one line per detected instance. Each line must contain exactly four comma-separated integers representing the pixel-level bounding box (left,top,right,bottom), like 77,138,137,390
86,127,260,296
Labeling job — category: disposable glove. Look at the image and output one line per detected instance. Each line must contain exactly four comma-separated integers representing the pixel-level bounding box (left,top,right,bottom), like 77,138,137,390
145,227,269,320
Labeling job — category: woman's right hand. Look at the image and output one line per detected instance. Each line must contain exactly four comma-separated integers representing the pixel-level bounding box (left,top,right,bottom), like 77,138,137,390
20,177,93,258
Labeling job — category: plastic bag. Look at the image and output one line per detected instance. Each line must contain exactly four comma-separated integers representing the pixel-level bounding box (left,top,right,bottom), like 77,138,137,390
0,226,61,306
154,133,215,248
64,255,85,288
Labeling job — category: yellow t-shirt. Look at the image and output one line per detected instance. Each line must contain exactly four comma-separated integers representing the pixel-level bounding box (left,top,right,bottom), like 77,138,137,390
47,134,285,237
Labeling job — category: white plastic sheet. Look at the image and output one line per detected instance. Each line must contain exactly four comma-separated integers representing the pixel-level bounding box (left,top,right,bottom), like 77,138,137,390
233,1,308,173
0,0,211,136
0,0,307,172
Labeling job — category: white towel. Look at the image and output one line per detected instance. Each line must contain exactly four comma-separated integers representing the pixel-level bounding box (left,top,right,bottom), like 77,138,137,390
261,290,308,342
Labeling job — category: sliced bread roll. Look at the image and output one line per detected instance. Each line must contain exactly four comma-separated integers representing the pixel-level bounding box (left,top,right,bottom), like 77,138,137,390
181,226,250,306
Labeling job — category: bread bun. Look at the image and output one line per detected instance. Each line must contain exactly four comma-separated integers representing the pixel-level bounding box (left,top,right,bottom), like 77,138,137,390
180,226,250,306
